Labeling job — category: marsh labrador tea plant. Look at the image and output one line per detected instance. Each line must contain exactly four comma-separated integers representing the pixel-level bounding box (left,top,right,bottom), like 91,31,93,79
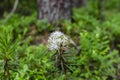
47,31,76,73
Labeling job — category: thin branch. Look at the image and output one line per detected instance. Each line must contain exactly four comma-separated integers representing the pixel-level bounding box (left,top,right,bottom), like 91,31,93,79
6,0,19,20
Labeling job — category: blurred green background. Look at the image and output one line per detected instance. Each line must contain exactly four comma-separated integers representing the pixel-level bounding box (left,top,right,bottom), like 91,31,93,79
0,0,120,80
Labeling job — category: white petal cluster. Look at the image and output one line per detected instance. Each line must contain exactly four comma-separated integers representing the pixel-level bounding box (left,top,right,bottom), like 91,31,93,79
48,31,69,50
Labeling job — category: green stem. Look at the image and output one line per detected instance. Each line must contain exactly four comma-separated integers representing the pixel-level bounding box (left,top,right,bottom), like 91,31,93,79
3,55,10,80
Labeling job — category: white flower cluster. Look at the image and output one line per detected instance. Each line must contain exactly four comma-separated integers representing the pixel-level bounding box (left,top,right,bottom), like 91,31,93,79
48,31,70,50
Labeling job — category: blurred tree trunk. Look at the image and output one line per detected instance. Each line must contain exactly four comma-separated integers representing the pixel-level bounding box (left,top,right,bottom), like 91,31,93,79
118,0,120,11
72,0,87,8
37,0,72,23
37,0,87,23
97,0,104,21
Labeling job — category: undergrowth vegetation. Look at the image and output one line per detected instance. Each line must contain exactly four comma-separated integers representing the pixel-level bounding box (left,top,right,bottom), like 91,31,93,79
0,0,120,80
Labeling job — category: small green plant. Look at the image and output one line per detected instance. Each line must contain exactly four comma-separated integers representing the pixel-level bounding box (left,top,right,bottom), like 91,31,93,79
0,29,20,79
